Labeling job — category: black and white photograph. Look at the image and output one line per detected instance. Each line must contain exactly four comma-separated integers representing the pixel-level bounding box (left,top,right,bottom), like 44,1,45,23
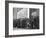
5,1,45,37
13,8,39,30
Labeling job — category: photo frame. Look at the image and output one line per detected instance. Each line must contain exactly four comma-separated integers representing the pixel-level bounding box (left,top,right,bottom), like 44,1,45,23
5,1,45,37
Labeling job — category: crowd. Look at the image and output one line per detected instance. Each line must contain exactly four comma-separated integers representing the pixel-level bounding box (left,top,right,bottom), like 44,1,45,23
13,16,39,29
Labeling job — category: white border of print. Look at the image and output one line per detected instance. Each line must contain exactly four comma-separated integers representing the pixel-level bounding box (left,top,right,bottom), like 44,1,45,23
9,3,43,35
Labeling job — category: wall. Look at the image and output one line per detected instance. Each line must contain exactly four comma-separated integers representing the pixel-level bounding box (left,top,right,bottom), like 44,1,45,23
13,8,28,19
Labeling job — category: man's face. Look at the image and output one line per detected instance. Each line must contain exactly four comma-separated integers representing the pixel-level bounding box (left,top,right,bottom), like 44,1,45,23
31,10,39,18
